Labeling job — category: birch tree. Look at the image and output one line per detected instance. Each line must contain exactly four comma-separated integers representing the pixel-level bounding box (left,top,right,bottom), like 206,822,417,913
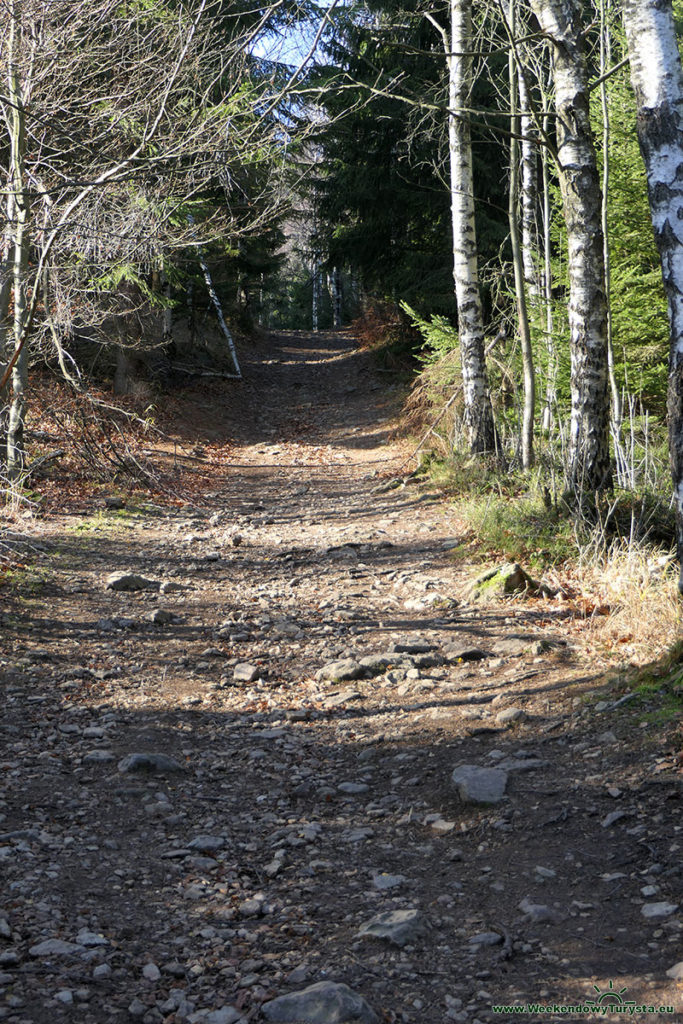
0,0,297,474
529,0,612,493
621,0,683,588
446,0,497,453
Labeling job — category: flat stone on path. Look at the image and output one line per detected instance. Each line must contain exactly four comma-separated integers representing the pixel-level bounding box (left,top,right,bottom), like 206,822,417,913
105,572,158,591
641,902,679,919
29,939,86,957
233,662,260,683
357,908,428,947
262,981,378,1023
205,1009,242,1024
452,764,508,804
495,707,527,725
118,752,185,774
316,659,366,683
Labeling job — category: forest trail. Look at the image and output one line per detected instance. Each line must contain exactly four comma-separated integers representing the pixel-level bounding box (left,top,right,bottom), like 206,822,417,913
1,331,682,1024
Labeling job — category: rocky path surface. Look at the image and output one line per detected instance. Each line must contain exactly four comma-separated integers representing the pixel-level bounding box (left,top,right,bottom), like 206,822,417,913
1,331,682,1024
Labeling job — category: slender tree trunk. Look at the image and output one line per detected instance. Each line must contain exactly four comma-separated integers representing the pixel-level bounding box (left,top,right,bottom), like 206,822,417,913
530,0,611,494
518,69,541,303
599,0,622,431
621,0,683,589
327,266,342,328
540,99,556,431
311,256,320,332
507,0,535,468
7,1,29,479
160,264,173,348
449,0,497,453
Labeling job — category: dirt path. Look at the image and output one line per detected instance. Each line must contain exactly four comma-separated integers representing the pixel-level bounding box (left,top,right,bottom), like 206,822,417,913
1,331,681,1024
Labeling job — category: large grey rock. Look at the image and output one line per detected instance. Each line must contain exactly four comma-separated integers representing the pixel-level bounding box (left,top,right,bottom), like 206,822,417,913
495,707,527,725
469,563,539,603
118,752,185,774
641,902,678,919
316,659,365,683
357,908,427,947
262,982,378,1023
29,939,86,957
105,572,158,592
452,764,508,804
233,663,260,683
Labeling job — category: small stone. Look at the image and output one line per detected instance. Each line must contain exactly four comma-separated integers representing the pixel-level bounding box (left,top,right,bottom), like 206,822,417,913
188,835,224,852
128,998,146,1018
239,898,264,917
29,939,86,957
160,581,186,593
233,663,260,683
534,866,556,880
357,908,428,947
118,752,185,774
76,930,108,947
372,874,406,891
469,932,503,948
55,990,73,1005
443,646,490,662
149,609,177,625
83,750,116,763
143,963,161,982
338,782,369,795
518,899,558,924
262,981,379,1023
666,961,683,980
105,572,158,592
205,1010,241,1024
93,964,112,979
430,818,455,834
602,811,627,828
641,902,678,919
452,765,508,805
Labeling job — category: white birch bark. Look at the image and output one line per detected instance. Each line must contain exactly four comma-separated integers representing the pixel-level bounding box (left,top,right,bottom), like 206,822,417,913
311,256,321,332
327,266,342,328
621,0,683,586
6,1,29,478
518,71,541,302
599,0,622,432
507,0,535,468
449,0,496,453
530,0,611,493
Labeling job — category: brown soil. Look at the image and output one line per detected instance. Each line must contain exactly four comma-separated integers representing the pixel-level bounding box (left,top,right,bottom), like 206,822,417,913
1,330,681,1024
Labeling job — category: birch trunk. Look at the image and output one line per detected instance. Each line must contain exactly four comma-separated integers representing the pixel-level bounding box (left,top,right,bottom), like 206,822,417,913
508,0,535,468
518,71,541,303
6,1,29,478
530,0,611,493
327,266,342,328
599,0,622,431
449,0,497,454
540,101,556,431
621,0,683,588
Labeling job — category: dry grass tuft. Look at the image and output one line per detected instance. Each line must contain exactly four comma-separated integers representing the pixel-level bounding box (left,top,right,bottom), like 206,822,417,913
584,541,681,663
